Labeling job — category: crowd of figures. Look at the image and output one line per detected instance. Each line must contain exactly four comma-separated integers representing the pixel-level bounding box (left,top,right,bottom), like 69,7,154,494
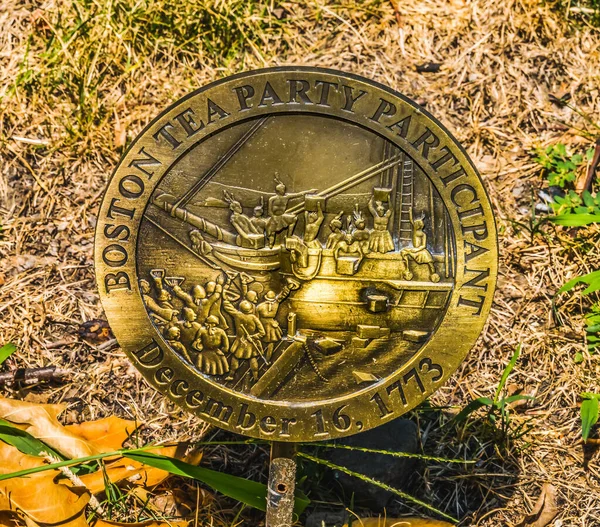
140,270,300,380
215,178,439,281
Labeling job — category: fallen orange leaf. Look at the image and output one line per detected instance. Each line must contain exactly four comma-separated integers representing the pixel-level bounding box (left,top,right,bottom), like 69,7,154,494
73,445,200,495
0,442,90,526
0,396,100,459
65,416,140,452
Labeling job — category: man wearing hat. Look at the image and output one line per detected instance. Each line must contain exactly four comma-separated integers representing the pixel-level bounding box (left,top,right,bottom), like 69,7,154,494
192,315,230,376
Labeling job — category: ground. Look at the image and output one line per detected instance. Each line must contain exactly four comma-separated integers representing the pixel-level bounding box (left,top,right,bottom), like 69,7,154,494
1,0,600,525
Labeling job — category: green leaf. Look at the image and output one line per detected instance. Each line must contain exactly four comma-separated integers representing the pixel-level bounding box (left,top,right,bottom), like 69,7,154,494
0,419,62,458
494,344,521,403
552,213,600,226
574,352,584,364
587,147,595,161
453,397,494,424
581,396,599,442
123,451,310,516
583,191,595,207
0,343,17,366
559,270,600,294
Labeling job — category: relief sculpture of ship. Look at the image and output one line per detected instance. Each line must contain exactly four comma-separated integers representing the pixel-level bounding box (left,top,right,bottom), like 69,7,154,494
137,114,457,402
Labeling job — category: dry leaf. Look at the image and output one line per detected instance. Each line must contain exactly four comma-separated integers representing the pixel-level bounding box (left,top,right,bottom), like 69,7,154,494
0,442,90,527
65,416,139,452
78,320,113,345
516,483,559,527
72,445,198,495
344,519,454,526
0,396,100,458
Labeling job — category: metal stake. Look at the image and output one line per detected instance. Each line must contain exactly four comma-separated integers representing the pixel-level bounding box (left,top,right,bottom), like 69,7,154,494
266,442,297,527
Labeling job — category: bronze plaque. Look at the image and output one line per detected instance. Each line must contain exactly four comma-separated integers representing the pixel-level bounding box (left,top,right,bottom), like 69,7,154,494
95,67,497,441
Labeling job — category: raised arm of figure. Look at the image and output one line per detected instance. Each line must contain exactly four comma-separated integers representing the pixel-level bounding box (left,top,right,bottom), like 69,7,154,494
368,196,377,217
316,200,324,221
172,285,194,308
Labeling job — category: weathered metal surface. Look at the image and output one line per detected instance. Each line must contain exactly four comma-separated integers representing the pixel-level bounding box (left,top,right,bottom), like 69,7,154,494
95,67,498,442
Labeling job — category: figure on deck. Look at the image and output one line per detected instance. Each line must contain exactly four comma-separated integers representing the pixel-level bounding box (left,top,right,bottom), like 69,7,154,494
189,230,213,256
303,200,325,249
222,277,266,381
331,205,371,274
349,204,370,252
266,177,316,248
223,190,263,249
251,197,268,235
368,196,394,253
400,208,440,283
325,211,345,249
192,315,230,376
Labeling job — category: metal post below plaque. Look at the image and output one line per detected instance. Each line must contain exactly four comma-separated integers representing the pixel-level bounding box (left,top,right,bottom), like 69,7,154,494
266,442,297,527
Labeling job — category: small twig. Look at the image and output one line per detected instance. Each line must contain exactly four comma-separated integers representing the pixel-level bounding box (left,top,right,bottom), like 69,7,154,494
579,138,600,193
0,367,70,386
95,338,119,352
45,339,78,349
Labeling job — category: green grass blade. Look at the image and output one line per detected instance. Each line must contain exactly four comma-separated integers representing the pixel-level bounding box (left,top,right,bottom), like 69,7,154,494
123,451,310,516
0,450,122,480
494,344,521,403
581,396,599,442
0,343,17,366
500,394,535,405
453,397,494,424
0,419,56,457
310,443,474,464
551,213,600,226
298,452,456,523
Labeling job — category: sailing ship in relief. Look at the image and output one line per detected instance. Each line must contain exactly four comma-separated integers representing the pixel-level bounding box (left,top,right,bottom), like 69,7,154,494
138,115,456,399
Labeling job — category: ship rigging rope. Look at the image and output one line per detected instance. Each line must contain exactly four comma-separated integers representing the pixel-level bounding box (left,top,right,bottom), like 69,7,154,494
286,154,403,215
173,116,270,211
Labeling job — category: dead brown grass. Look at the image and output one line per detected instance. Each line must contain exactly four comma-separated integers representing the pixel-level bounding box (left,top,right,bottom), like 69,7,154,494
1,0,600,525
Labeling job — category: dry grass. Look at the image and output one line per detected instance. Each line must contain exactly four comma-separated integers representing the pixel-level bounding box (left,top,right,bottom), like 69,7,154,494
1,0,600,525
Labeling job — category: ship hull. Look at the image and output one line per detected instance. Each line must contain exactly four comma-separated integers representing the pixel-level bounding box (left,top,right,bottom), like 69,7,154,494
280,251,453,332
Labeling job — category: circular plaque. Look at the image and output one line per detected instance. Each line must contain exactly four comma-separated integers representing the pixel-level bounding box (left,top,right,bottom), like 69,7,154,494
95,67,498,441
